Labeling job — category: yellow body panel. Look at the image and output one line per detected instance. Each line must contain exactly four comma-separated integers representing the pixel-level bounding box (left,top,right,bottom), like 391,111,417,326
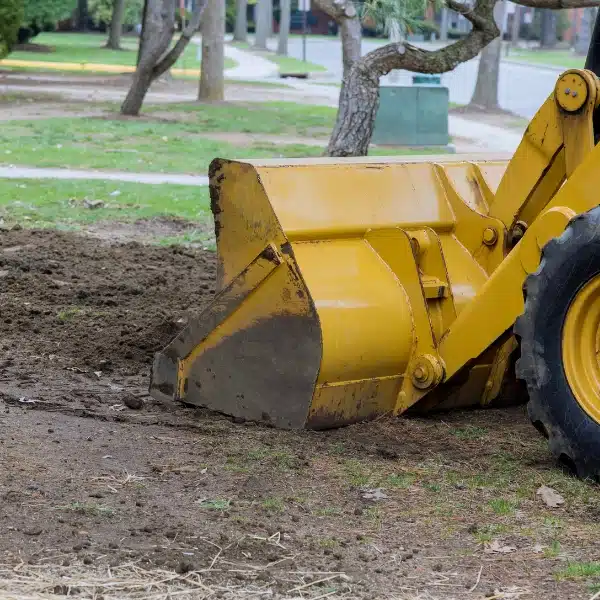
150,68,600,429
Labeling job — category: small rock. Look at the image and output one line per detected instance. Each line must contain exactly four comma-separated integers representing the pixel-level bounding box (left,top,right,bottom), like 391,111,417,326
354,507,364,516
536,485,565,508
23,527,42,536
122,393,144,410
83,199,105,210
108,542,119,550
83,556,93,565
11,224,22,231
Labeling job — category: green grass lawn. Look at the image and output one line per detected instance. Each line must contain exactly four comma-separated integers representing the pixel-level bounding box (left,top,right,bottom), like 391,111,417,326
0,102,337,173
506,48,584,69
230,40,326,74
6,32,237,71
0,179,212,244
0,101,446,174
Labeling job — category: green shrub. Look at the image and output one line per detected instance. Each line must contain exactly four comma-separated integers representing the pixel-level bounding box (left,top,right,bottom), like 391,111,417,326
0,0,24,58
19,0,76,44
88,0,143,28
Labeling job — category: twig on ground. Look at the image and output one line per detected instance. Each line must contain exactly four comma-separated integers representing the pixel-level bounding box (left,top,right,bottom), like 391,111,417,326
468,565,483,593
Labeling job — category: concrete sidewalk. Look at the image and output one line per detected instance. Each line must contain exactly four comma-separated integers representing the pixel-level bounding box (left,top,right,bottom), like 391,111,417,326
0,166,209,186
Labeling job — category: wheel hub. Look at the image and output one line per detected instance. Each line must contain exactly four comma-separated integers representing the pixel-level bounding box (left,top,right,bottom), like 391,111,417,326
562,274,600,425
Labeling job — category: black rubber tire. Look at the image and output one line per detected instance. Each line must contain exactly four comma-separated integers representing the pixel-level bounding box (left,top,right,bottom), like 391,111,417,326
514,206,600,481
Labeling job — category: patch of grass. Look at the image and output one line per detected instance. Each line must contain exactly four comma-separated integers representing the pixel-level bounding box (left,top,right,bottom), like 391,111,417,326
386,473,416,489
5,32,237,72
262,497,285,512
507,48,584,69
343,459,371,487
489,498,518,516
544,540,561,558
423,481,441,493
61,502,115,517
0,180,211,234
198,499,231,511
556,562,600,580
313,506,342,517
472,523,509,544
329,442,346,455
318,537,339,548
265,53,327,74
57,307,85,321
450,425,488,440
0,105,335,172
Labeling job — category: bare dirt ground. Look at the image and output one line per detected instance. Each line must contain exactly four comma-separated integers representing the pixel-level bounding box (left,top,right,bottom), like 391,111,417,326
1,225,600,600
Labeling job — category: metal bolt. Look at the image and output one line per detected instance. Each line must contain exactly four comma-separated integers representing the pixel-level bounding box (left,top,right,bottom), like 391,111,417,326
572,91,578,97
413,366,426,381
565,88,571,94
482,227,498,246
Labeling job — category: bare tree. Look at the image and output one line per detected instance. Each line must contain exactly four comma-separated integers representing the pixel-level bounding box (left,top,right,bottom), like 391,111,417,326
510,4,521,45
326,0,600,157
576,7,596,54
121,0,206,116
198,0,225,101
540,8,557,47
277,0,291,54
106,0,126,50
254,0,270,49
233,0,248,41
469,0,506,110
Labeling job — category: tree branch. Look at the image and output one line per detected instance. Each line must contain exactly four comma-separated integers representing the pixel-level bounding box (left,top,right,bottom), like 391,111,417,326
152,0,208,79
356,0,498,80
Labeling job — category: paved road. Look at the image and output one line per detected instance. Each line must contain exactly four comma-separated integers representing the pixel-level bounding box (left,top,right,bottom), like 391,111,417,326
280,36,561,119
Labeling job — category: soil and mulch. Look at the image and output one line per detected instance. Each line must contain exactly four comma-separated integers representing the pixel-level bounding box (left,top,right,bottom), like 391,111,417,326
1,227,599,599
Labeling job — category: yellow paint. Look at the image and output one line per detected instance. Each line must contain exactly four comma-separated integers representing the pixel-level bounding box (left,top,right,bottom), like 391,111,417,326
0,58,200,76
562,274,600,425
150,68,600,429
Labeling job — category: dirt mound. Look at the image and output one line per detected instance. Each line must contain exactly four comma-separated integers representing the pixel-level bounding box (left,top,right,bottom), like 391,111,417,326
0,228,216,375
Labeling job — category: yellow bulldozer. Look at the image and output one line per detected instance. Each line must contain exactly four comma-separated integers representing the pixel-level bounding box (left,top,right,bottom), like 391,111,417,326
150,64,600,482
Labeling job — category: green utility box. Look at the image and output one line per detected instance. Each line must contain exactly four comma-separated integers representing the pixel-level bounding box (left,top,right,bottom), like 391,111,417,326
372,81,449,147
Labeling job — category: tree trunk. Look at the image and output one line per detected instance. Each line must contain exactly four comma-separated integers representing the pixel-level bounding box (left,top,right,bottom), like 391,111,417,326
313,0,360,78
122,0,206,115
576,7,595,54
327,0,499,157
254,0,270,49
510,5,521,45
469,38,502,109
77,0,88,30
106,0,126,50
540,9,557,47
198,0,225,101
469,0,506,111
277,0,291,54
440,7,449,42
266,0,273,36
233,0,248,41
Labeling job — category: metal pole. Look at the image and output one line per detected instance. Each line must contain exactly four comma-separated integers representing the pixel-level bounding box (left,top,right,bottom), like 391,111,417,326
302,8,307,62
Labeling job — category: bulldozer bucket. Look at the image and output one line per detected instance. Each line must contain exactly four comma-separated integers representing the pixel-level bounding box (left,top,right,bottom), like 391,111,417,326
150,154,512,429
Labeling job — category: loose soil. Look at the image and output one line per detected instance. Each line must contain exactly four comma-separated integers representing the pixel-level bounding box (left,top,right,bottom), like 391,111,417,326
1,227,599,599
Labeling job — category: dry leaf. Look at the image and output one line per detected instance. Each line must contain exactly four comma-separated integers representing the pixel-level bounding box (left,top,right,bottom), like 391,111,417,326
484,540,516,554
536,485,565,508
361,488,388,501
